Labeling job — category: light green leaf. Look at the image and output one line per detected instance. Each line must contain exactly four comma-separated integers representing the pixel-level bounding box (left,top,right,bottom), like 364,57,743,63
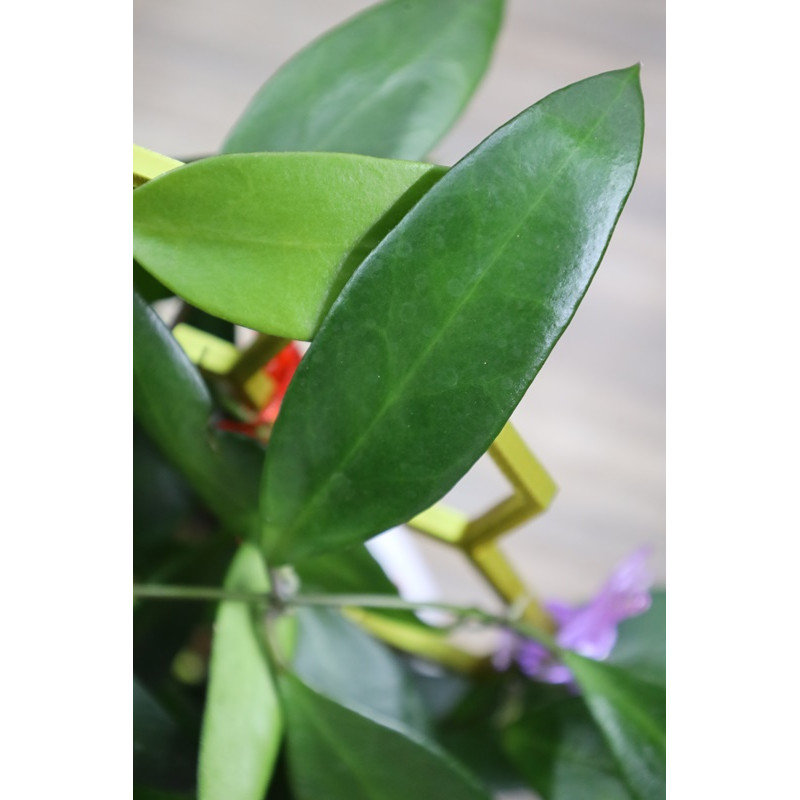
133,290,264,538
260,67,644,564
198,544,283,800
222,0,504,160
291,607,430,734
564,655,665,800
133,153,444,340
280,674,490,799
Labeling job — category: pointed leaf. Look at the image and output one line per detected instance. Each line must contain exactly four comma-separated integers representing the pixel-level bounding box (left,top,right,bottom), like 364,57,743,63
222,0,504,160
261,67,644,563
291,607,430,734
133,153,444,340
198,544,283,800
280,674,490,800
133,290,264,537
564,655,665,800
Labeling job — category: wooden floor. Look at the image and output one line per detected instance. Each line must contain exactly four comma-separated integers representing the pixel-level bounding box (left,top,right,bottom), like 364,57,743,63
134,0,665,609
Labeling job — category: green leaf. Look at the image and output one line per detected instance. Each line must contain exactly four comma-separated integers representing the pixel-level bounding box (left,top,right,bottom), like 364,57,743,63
564,655,665,800
502,685,633,800
133,290,264,538
291,607,430,734
437,676,526,792
607,589,666,686
279,674,490,800
260,67,644,563
133,677,196,793
222,0,504,160
198,544,283,800
133,153,444,340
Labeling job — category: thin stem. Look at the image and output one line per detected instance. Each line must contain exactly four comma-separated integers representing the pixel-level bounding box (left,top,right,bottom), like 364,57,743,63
133,584,557,650
134,584,270,604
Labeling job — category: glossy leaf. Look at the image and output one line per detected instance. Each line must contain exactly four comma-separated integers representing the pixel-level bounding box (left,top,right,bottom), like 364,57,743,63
291,607,430,734
133,290,264,538
222,0,504,160
564,655,665,800
503,685,633,799
133,153,444,340
261,67,644,563
280,674,490,800
198,544,283,800
608,589,666,686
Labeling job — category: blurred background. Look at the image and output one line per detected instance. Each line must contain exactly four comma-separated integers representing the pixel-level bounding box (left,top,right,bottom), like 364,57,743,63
134,0,665,610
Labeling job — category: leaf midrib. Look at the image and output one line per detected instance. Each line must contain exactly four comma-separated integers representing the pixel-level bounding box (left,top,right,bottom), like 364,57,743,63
269,71,636,557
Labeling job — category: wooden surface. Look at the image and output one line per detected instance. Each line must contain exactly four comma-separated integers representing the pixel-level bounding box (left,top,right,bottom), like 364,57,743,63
134,0,665,607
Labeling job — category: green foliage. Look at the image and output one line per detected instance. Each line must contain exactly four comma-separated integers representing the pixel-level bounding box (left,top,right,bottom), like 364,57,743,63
280,674,491,800
133,155,445,340
260,67,644,564
133,3,661,798
564,655,666,800
291,607,431,734
198,545,283,800
222,0,504,160
133,291,264,538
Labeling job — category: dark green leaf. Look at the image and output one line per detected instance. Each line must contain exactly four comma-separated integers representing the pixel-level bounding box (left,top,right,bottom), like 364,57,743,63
280,674,490,800
133,154,444,340
291,607,430,734
260,67,644,563
134,259,172,303
133,677,196,793
564,655,665,800
198,544,283,800
133,290,264,538
607,589,666,686
222,0,504,160
503,684,633,800
134,537,234,686
436,676,525,792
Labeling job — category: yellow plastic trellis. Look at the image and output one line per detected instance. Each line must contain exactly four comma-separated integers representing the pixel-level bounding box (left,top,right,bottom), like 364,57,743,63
409,423,558,632
134,144,559,663
133,144,182,187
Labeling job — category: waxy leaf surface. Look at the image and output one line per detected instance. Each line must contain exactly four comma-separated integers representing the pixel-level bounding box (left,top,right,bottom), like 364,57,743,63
133,291,263,538
261,67,644,563
280,674,490,800
133,153,444,340
222,0,503,160
564,655,665,800
198,544,283,800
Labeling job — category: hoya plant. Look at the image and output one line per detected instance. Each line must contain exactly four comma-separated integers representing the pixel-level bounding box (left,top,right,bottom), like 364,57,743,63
133,1,665,799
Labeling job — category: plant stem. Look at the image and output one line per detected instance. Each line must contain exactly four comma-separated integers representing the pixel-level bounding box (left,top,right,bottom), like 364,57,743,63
133,584,557,650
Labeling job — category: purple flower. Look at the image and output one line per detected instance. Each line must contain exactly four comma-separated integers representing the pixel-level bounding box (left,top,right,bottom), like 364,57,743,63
494,548,653,683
